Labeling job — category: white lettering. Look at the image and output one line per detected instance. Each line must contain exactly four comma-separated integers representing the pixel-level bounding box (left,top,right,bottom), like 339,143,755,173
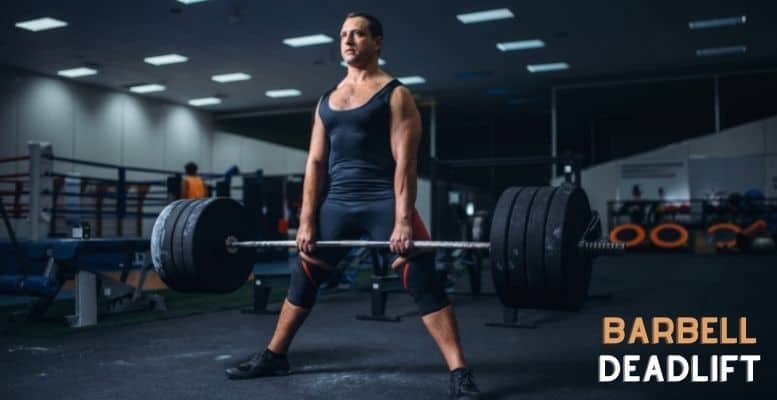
623,355,640,382
598,355,620,382
719,355,737,382
740,355,760,382
691,355,708,382
667,355,689,382
643,355,664,382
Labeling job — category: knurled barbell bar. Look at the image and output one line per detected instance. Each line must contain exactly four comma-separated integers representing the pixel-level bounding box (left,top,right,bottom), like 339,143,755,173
149,183,624,311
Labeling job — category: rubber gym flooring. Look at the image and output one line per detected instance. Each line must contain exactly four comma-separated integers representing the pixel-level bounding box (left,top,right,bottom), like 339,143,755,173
2,254,777,399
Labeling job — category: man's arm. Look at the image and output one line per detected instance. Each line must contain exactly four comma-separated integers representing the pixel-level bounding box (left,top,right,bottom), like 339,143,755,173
297,103,329,253
389,85,423,253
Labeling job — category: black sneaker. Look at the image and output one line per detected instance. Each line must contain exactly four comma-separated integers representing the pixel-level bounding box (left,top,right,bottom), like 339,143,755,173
449,368,481,399
225,349,290,380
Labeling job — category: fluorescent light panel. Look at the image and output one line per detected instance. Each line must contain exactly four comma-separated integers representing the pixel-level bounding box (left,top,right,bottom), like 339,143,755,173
15,17,68,32
283,34,333,47
340,58,386,67
177,0,209,4
696,45,747,56
457,8,514,24
397,76,426,85
526,62,569,73
266,89,301,98
689,15,746,30
144,54,188,66
497,39,545,52
212,72,251,83
189,97,222,106
57,67,97,78
129,84,166,94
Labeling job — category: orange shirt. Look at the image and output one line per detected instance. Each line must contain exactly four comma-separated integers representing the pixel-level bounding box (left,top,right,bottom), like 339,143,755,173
182,175,207,199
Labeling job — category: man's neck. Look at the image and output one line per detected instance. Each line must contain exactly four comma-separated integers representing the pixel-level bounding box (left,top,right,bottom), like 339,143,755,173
344,60,382,83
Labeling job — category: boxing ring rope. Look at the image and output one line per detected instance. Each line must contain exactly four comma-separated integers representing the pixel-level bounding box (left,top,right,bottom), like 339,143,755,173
1,142,254,240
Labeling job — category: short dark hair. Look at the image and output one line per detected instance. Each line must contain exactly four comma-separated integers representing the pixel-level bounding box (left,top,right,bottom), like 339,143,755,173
185,162,198,175
345,12,383,39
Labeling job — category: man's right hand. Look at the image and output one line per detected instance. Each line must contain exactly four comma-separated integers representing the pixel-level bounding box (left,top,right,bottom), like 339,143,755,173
296,221,317,254
296,221,333,270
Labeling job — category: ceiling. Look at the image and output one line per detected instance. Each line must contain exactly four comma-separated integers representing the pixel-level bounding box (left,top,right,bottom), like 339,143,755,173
1,0,776,115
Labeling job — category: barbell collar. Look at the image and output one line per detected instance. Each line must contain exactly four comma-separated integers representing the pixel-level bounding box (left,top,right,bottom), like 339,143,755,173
578,240,625,256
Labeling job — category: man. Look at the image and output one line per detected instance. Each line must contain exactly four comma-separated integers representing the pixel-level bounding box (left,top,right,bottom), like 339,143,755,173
225,12,481,399
181,161,207,199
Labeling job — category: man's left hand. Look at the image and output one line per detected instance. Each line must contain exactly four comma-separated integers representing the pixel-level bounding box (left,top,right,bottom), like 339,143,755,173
390,222,413,255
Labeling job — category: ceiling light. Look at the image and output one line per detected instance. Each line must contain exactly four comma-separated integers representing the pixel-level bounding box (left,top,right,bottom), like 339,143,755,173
397,76,426,85
15,17,68,32
144,54,188,66
212,73,252,83
177,0,209,4
688,16,747,30
340,58,386,67
696,46,747,56
57,67,98,78
497,39,545,52
266,89,302,98
283,34,333,47
189,97,222,106
129,84,166,94
457,8,514,24
526,62,569,73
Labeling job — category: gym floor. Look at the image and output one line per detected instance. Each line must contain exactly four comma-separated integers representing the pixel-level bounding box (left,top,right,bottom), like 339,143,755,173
3,254,777,400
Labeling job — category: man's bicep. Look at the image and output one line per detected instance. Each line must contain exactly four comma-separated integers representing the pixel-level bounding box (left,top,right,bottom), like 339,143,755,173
390,87,422,157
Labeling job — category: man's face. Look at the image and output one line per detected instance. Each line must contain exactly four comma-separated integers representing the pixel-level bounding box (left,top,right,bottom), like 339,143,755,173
340,17,381,66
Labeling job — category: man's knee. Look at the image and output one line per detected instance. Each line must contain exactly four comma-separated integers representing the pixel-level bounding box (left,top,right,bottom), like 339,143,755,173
401,252,450,316
287,259,333,309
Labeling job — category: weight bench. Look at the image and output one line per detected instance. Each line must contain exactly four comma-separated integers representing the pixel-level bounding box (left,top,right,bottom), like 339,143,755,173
1,238,163,327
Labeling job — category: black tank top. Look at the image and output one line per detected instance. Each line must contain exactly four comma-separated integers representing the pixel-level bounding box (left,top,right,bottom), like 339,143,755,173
318,79,402,201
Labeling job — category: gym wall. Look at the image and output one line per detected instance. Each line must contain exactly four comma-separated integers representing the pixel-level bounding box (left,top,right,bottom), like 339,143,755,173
0,68,214,181
555,114,777,230
212,131,308,176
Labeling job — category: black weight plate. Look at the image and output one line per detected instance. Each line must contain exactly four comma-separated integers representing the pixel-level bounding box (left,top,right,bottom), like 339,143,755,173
156,200,193,290
185,198,255,293
181,198,219,291
561,187,593,310
503,187,538,308
489,187,522,307
523,186,557,306
544,184,575,291
545,184,592,310
170,199,203,292
150,199,185,274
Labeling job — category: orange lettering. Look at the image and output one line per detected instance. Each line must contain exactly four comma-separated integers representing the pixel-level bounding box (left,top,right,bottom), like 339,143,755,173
676,317,698,344
652,317,674,344
701,317,718,344
603,317,625,344
720,317,736,344
739,317,757,344
628,317,649,344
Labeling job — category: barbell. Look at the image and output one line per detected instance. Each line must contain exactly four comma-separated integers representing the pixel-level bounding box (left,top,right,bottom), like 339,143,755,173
150,183,624,311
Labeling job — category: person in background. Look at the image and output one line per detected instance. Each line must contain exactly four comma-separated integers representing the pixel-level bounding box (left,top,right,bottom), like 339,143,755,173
181,161,207,199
